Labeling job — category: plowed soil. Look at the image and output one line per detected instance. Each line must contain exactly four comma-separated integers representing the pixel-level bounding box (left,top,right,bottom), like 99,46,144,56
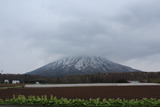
0,86,160,100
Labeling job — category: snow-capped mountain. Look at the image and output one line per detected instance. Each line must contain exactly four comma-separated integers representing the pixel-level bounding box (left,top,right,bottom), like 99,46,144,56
27,56,140,77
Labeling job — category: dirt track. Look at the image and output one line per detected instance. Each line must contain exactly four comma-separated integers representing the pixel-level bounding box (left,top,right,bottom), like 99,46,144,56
0,86,160,100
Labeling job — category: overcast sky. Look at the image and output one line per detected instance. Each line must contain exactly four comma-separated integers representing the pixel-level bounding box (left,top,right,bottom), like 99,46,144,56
0,0,160,74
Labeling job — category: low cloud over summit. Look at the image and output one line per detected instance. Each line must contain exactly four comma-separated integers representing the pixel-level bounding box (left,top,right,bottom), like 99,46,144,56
0,0,160,73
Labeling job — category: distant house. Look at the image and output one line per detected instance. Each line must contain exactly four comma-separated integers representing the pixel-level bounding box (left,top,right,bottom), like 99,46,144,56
12,80,20,84
4,79,9,84
128,80,140,83
36,81,40,84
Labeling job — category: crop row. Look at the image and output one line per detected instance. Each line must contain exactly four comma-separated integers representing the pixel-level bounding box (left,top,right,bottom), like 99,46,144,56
0,95,160,107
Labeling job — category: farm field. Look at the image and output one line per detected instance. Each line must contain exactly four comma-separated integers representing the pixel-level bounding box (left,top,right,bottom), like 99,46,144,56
0,85,160,100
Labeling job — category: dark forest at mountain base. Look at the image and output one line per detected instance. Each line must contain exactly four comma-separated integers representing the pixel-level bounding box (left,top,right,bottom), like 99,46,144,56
0,72,160,84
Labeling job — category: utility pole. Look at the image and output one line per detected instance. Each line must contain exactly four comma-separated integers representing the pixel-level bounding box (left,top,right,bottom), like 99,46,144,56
0,70,3,84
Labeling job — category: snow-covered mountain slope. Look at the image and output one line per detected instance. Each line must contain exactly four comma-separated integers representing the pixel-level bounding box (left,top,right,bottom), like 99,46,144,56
27,56,140,77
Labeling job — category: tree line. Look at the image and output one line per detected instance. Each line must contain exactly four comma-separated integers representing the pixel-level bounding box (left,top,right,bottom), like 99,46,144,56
0,72,160,84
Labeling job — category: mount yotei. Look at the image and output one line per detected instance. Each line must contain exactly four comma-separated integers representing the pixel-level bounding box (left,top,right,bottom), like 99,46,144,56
27,56,140,77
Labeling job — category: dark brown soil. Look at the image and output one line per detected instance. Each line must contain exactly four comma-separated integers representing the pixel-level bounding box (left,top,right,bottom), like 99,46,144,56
0,84,24,87
0,86,160,100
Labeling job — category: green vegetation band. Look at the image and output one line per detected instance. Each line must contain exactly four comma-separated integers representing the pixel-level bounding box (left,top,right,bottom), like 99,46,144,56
0,95,160,107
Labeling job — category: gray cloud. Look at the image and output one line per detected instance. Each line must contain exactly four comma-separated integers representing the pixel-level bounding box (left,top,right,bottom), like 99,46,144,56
0,0,160,73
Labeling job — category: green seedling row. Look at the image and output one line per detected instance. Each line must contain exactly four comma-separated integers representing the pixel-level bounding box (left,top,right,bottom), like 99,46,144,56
0,95,160,107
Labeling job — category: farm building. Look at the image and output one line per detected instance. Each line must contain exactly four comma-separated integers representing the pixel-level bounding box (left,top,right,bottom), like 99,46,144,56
36,81,40,84
4,79,9,84
12,80,20,84
128,80,140,83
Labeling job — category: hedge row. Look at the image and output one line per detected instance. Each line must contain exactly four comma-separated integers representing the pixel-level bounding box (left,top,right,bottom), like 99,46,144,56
0,95,160,107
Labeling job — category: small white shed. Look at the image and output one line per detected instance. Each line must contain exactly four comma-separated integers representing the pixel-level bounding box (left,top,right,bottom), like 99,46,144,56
128,80,140,83
36,81,40,84
12,80,20,84
4,79,9,84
